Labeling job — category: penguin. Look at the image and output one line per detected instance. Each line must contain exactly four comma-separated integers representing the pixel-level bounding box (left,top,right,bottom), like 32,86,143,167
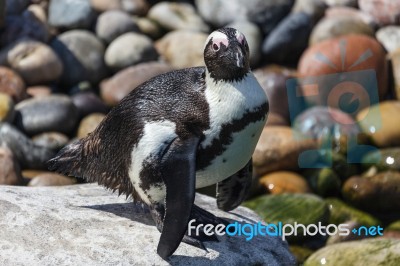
48,27,269,259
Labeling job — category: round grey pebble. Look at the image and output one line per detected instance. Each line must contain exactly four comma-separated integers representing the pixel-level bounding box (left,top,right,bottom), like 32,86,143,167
48,0,95,29
32,132,70,151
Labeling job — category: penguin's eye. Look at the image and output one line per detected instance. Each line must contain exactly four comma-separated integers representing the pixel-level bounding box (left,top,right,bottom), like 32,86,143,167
213,43,220,51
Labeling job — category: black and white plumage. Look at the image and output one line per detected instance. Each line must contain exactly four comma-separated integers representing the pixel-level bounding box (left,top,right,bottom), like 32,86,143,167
48,28,269,259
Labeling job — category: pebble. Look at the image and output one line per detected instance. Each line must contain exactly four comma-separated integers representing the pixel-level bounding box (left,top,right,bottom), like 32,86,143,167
48,0,95,30
22,170,49,179
71,91,109,118
309,16,375,45
0,67,27,103
15,95,79,136
391,48,400,99
324,0,357,7
298,34,388,102
325,6,378,28
32,132,70,150
362,148,400,171
90,0,149,16
0,38,63,85
28,173,77,187
0,93,15,123
342,171,400,212
304,168,341,197
26,86,52,98
376,26,400,53
357,101,400,148
95,10,140,44
262,12,314,64
148,2,209,32
133,17,164,40
155,30,208,68
0,146,23,185
259,171,311,194
384,221,400,239
77,113,105,138
252,126,318,176
105,32,158,72
100,61,173,106
51,30,108,87
27,4,47,23
359,0,400,26
292,0,327,20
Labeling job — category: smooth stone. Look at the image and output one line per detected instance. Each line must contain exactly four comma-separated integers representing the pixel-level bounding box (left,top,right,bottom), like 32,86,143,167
253,126,318,176
384,221,400,239
22,170,49,179
95,10,140,44
0,9,49,46
0,67,26,103
77,113,105,138
71,91,108,117
298,34,388,102
376,26,400,53
309,16,375,45
362,148,400,171
0,122,56,169
391,48,400,99
265,113,289,127
155,30,208,68
0,93,15,122
325,198,380,226
133,16,164,40
243,193,329,242
32,132,70,150
292,0,327,20
100,62,173,106
27,4,47,23
357,101,400,148
0,183,296,265
342,171,400,212
28,173,77,186
0,38,63,85
227,20,262,66
90,0,149,16
15,95,79,136
262,12,314,64
259,171,311,194
26,86,52,98
0,146,23,185
51,30,108,87
324,0,357,6
326,221,371,245
304,168,341,197
48,0,95,29
359,0,400,26
325,6,378,28
5,0,31,15
105,32,158,72
148,2,209,32
304,238,400,266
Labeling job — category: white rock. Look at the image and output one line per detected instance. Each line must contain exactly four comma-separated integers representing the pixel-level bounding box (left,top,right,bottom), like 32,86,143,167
0,184,295,265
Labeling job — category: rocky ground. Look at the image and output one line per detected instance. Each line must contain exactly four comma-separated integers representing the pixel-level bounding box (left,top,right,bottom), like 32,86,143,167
1,0,400,265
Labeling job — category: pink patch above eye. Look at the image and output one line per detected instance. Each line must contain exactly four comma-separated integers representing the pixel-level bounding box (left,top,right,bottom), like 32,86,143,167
212,38,229,48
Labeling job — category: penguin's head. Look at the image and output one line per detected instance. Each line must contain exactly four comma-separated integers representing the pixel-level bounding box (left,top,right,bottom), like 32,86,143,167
204,27,250,82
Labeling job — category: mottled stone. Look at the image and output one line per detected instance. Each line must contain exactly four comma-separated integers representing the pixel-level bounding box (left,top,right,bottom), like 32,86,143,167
77,113,105,138
133,16,164,40
359,0,400,26
376,26,400,53
259,171,311,194
304,168,341,197
0,67,26,103
28,173,77,186
48,0,95,29
90,0,149,16
32,132,69,150
0,146,23,185
0,93,15,123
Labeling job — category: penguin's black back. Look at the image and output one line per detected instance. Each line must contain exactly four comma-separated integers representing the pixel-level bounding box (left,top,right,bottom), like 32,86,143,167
48,67,210,199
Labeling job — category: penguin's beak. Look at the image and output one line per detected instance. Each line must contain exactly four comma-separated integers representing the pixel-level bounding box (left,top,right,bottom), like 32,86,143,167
235,47,245,68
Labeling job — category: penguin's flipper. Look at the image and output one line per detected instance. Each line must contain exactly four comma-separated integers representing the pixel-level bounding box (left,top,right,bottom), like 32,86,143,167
157,136,199,259
216,159,252,211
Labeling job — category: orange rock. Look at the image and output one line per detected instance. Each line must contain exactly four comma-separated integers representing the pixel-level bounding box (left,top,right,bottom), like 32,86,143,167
259,171,311,194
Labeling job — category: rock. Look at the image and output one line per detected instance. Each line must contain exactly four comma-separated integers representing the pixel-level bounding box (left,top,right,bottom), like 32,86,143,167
376,26,400,53
362,148,400,171
0,146,23,185
298,34,388,103
324,0,357,6
262,12,314,64
0,9,50,46
0,184,296,265
100,62,174,106
28,173,77,186
15,95,79,136
22,170,49,179
0,93,15,122
0,67,26,103
195,0,293,35
253,126,318,176
48,0,95,30
326,221,372,245
266,113,289,127
289,245,314,265
391,48,400,99
32,132,70,150
5,0,31,15
304,238,400,266
51,30,108,87
133,16,164,40
0,122,56,169
27,4,47,23
71,91,108,118
359,0,400,26
105,32,158,72
243,193,329,242
259,171,311,194
0,38,63,85
325,6,378,28
292,0,327,20
325,198,380,226
156,30,208,68
342,171,400,212
309,16,374,45
26,86,52,98
227,20,262,66
90,0,149,16
148,2,209,32
384,221,400,239
77,113,105,138
357,101,400,148
304,168,341,197
95,10,140,44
